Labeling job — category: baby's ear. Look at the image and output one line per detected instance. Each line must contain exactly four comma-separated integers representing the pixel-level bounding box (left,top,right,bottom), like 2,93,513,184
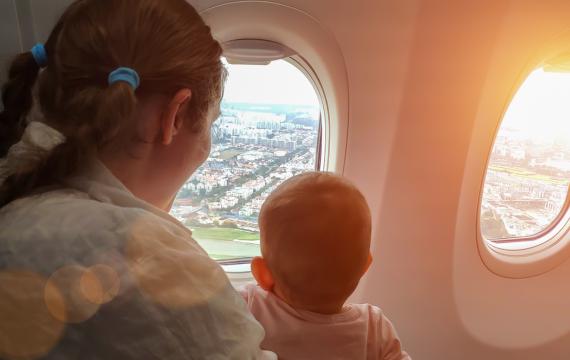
251,256,275,291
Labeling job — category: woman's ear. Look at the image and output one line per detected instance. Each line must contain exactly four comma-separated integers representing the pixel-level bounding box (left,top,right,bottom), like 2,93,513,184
161,88,192,145
251,256,275,291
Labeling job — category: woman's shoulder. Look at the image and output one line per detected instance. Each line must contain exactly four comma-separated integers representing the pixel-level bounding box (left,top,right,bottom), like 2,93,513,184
0,188,206,274
0,189,270,359
0,188,139,240
0,185,229,310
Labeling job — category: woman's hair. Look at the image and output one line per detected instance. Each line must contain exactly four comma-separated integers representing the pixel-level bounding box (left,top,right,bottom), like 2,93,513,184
0,0,225,206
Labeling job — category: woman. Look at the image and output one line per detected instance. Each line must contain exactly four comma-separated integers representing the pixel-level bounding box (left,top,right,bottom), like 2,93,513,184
0,0,273,358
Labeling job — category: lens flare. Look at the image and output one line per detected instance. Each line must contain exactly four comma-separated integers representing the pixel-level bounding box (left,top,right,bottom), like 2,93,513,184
45,266,100,324
0,271,65,359
80,264,120,305
126,214,229,309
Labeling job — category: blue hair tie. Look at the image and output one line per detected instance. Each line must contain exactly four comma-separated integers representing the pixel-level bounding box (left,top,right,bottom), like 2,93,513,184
108,67,140,90
31,43,48,68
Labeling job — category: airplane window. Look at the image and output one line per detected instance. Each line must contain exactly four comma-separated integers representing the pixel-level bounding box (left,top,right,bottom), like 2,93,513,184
480,68,570,250
171,59,321,261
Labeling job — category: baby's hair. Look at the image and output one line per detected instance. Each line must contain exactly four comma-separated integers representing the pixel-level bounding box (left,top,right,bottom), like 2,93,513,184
259,172,371,310
0,0,226,206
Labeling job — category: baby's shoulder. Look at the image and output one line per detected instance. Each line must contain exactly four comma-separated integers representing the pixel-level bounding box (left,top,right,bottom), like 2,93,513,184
346,303,399,332
347,303,409,358
347,302,386,318
238,283,265,303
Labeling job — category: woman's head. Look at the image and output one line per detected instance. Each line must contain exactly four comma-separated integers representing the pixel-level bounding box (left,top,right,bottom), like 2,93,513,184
0,0,225,207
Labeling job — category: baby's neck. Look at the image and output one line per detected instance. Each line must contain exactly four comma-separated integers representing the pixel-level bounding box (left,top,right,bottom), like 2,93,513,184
272,284,345,315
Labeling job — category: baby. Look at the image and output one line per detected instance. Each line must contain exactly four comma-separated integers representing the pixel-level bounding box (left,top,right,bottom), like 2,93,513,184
240,172,410,359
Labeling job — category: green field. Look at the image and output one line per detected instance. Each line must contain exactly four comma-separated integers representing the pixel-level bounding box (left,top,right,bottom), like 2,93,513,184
191,227,260,260
489,165,567,185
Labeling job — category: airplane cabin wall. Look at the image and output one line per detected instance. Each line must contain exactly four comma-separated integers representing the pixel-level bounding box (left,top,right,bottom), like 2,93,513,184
1,0,569,359
192,1,570,357
191,1,570,358
355,1,570,359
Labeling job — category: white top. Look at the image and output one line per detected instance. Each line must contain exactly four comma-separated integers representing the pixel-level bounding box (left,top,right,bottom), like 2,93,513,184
0,153,274,359
240,284,411,360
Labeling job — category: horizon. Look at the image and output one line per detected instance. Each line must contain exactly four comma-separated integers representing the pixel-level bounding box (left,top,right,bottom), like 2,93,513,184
222,59,321,107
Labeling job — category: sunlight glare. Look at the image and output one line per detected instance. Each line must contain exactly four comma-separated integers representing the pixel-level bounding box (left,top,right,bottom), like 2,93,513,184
503,68,570,143
222,59,319,107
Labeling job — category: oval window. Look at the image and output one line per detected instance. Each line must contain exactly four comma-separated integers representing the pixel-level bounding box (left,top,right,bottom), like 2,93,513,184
480,68,570,250
171,58,322,261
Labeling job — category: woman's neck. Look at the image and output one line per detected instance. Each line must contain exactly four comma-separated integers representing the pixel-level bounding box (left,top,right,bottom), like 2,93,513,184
99,153,172,211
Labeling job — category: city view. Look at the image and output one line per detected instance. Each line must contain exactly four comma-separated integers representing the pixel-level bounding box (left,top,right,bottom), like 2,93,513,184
171,60,320,260
480,69,570,246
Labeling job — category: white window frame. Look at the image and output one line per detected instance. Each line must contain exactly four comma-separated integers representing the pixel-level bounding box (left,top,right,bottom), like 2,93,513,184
200,2,349,276
200,1,349,174
474,42,570,278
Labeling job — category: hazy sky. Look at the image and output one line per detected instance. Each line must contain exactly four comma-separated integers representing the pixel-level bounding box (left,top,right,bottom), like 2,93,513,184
222,59,320,107
502,68,570,143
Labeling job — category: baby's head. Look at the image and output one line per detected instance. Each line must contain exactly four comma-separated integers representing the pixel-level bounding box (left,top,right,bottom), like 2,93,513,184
253,172,372,314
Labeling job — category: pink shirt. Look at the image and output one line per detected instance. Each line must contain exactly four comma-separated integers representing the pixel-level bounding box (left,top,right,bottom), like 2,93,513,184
240,284,411,360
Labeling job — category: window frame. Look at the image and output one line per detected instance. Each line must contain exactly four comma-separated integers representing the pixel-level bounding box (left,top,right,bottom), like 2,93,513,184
474,43,570,278
199,1,350,274
478,66,570,252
